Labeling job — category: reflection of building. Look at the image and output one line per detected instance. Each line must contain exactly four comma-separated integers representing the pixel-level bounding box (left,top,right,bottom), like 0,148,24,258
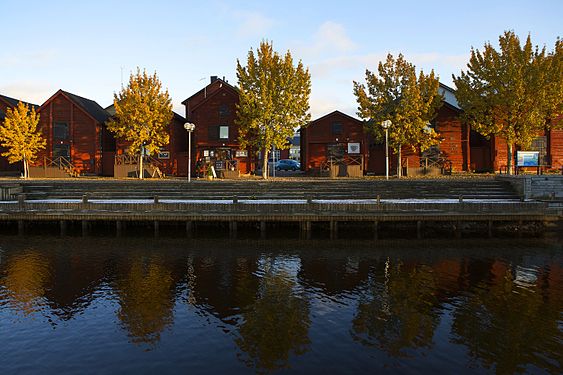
181,76,253,176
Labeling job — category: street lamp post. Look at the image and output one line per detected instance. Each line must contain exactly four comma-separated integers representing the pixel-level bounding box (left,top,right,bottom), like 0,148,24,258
184,122,196,182
381,120,392,180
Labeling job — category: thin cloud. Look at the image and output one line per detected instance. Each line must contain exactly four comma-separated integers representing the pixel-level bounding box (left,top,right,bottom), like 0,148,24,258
0,50,57,68
234,10,275,37
0,81,57,106
295,21,357,59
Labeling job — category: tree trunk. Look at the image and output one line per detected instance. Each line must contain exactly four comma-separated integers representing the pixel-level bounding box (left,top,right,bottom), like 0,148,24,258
262,148,269,180
507,143,513,175
397,146,402,178
139,150,144,179
23,157,28,179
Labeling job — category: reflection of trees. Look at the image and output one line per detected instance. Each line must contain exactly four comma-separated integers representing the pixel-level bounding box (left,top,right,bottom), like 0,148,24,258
298,255,369,295
116,257,175,346
236,266,310,371
451,265,562,374
187,256,260,323
352,260,440,357
1,250,50,315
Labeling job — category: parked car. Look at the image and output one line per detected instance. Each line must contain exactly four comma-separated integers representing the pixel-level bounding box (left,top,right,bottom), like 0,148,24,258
275,159,300,171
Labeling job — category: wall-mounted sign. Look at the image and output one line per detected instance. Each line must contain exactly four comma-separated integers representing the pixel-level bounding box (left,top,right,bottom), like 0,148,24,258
236,150,248,157
348,142,360,154
158,151,170,159
516,151,539,167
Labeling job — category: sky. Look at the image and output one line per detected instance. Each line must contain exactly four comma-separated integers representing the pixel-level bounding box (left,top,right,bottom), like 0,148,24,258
1,0,561,118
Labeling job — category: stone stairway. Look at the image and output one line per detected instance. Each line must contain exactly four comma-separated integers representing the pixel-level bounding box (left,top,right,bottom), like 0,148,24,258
17,178,521,201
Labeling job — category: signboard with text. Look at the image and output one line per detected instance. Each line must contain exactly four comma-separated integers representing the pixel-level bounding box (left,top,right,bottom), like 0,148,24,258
516,151,539,167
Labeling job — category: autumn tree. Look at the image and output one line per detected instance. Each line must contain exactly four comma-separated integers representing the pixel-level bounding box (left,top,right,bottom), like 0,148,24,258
354,53,442,177
107,68,173,179
236,41,311,179
453,31,561,174
0,102,46,179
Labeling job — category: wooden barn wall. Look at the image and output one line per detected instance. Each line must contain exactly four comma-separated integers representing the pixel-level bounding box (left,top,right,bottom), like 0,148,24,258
435,106,467,171
185,87,252,174
302,112,366,172
548,129,563,169
36,95,99,174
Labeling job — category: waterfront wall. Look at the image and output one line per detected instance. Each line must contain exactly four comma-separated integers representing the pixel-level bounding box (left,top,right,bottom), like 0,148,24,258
497,175,563,200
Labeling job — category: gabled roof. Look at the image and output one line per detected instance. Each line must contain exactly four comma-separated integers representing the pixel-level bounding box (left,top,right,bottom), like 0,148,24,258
173,111,186,122
308,110,363,126
439,83,461,111
181,78,238,105
61,90,111,123
0,94,40,111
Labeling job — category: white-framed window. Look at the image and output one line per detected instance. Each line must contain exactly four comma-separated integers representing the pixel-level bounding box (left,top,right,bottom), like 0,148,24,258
219,126,229,139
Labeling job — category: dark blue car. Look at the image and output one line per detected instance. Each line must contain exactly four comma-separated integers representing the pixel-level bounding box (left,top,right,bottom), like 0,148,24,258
275,159,300,171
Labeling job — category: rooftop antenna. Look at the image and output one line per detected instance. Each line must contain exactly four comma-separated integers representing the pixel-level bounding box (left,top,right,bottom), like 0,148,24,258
120,66,124,89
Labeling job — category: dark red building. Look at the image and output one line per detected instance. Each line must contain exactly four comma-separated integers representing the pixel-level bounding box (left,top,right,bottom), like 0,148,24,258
300,84,472,176
300,110,368,175
33,90,114,176
107,103,187,177
181,76,252,176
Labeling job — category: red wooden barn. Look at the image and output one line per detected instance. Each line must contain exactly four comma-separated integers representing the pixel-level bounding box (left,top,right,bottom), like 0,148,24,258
181,76,252,176
0,94,41,175
471,130,563,173
300,110,368,174
300,84,474,176
34,90,114,176
107,103,187,177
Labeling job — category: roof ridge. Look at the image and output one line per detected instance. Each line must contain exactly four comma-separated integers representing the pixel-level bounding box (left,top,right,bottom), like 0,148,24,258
0,94,40,109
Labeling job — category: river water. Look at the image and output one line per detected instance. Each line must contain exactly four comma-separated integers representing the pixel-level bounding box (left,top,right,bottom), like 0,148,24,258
0,235,561,374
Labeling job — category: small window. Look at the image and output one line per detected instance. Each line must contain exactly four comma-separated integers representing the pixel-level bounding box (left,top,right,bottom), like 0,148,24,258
54,122,69,140
53,144,70,159
219,104,230,117
219,126,229,139
332,122,342,135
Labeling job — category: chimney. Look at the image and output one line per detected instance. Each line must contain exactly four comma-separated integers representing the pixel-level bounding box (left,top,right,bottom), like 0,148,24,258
210,76,218,83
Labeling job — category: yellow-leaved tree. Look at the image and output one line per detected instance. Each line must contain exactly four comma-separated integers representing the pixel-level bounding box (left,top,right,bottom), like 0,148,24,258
236,41,311,179
354,53,443,177
107,68,173,179
453,31,561,174
0,102,46,179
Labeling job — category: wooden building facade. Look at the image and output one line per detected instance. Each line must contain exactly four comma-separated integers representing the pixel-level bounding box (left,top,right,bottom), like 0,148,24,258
300,110,368,175
181,76,252,177
34,90,114,176
300,85,470,176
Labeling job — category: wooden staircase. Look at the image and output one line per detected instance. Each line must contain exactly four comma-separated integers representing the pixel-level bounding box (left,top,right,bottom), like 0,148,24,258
29,157,80,178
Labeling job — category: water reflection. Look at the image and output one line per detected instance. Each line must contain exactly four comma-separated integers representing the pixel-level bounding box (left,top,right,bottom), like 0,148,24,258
451,262,563,373
351,260,440,357
236,260,310,371
0,237,561,374
1,250,51,315
115,255,176,345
